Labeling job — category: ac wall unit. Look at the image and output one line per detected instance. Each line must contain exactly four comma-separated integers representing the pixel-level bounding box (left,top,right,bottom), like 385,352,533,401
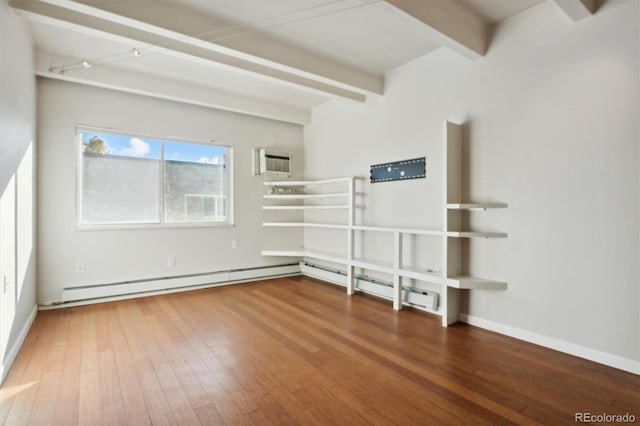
257,148,291,176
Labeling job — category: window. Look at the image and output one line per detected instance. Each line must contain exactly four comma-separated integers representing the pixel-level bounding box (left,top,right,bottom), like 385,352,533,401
77,128,232,227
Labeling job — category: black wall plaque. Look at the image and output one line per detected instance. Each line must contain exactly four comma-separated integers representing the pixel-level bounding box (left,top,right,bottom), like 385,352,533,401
370,157,426,183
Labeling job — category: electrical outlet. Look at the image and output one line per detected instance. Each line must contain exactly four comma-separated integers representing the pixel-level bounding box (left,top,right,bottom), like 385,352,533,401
167,255,175,267
75,262,85,274
231,240,239,249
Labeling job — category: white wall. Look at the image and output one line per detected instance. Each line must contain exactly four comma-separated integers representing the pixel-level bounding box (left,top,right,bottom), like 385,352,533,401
37,79,303,304
304,0,639,366
0,0,37,382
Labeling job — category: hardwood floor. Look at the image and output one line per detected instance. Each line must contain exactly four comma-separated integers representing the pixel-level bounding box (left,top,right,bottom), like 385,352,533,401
1,276,638,425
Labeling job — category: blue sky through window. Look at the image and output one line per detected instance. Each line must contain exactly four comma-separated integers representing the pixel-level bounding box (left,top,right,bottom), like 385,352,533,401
165,141,227,164
82,132,227,163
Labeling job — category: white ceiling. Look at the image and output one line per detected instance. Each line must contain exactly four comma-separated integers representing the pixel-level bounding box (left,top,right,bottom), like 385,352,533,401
457,0,545,22
29,20,329,110
178,0,444,73
14,0,558,124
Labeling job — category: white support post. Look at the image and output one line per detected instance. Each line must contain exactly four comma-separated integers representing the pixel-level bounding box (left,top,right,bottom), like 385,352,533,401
442,121,463,327
445,287,460,326
346,177,355,295
441,235,449,326
393,232,402,310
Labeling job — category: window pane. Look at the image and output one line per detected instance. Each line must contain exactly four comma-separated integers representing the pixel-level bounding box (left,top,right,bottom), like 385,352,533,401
164,141,228,223
81,132,161,224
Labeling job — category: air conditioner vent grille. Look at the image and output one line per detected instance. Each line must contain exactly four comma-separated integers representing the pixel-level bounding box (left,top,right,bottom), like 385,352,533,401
259,148,291,176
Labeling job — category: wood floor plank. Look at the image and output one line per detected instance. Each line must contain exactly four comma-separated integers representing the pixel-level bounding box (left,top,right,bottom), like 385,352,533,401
97,350,127,426
51,310,82,426
108,313,152,426
126,307,201,426
0,315,42,424
147,315,209,425
1,276,639,426
77,369,100,426
3,313,58,426
79,306,98,373
156,296,257,425
193,402,228,426
25,371,61,426
116,301,177,426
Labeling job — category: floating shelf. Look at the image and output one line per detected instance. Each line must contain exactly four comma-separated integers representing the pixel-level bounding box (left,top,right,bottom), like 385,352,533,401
261,249,347,265
446,276,507,290
447,202,508,210
446,231,508,238
264,177,353,186
264,192,349,200
352,225,443,237
263,222,349,230
263,205,349,210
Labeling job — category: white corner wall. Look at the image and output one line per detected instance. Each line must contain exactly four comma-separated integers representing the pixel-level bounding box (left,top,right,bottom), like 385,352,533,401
37,79,303,304
304,0,639,369
0,0,37,383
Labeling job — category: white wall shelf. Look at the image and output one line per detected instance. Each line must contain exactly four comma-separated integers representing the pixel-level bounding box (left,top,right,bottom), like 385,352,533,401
351,225,443,237
261,121,508,327
264,192,349,200
263,222,349,230
261,249,348,266
446,231,507,238
447,202,508,210
446,276,507,290
264,177,353,186
262,205,349,210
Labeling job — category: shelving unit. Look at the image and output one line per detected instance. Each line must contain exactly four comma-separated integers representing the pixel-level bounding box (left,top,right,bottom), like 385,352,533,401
261,121,508,327
442,121,508,325
262,176,357,295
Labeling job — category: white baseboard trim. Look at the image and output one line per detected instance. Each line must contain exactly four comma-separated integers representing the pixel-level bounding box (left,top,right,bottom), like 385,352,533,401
1,304,38,385
40,264,301,310
459,313,640,375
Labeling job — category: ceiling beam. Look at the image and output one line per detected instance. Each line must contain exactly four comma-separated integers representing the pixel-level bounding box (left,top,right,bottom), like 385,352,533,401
54,0,384,96
553,0,596,21
380,0,488,60
10,0,373,102
35,50,311,125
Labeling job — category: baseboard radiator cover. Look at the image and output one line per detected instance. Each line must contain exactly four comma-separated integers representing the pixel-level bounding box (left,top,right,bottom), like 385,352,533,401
299,261,438,311
44,263,301,309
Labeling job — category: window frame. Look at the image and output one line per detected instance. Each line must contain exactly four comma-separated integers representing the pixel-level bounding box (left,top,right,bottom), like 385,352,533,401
75,125,234,230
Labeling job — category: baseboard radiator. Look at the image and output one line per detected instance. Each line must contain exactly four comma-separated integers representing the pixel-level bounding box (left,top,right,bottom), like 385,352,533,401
300,261,438,311
51,261,437,312
52,263,301,308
